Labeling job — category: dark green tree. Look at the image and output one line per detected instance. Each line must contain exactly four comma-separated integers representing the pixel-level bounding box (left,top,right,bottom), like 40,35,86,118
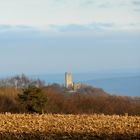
17,86,47,113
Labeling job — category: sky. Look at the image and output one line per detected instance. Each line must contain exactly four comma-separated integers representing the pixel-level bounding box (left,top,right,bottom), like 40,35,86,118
0,0,140,75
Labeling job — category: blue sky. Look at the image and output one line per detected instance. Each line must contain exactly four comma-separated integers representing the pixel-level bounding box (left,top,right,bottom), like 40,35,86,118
0,0,140,75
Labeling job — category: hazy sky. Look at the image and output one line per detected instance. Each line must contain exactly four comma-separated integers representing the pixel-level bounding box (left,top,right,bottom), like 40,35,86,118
0,0,140,75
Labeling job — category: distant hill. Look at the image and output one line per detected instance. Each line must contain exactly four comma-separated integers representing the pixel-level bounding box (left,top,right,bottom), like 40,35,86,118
3,73,138,97
86,76,140,97
75,85,109,97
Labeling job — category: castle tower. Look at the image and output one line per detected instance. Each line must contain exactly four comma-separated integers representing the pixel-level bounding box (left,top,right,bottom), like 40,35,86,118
65,72,73,88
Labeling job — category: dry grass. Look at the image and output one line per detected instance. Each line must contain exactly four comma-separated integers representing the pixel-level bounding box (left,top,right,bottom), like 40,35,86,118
0,113,139,140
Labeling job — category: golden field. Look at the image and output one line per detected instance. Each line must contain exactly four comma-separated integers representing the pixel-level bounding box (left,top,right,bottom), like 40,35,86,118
0,113,139,140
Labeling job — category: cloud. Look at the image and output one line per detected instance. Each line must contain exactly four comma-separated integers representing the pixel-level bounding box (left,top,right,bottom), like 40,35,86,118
82,0,95,5
0,24,13,31
0,0,139,30
50,24,90,32
98,2,111,8
15,25,35,29
53,0,95,5
0,24,42,43
132,1,140,5
48,22,140,34
50,23,114,33
134,9,140,12
0,24,36,32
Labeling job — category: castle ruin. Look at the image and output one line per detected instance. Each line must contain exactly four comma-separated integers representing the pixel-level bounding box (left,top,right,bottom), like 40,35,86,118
65,72,73,88
65,72,81,91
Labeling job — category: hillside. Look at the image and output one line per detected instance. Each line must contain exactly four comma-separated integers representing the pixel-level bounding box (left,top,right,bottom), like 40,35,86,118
0,75,139,115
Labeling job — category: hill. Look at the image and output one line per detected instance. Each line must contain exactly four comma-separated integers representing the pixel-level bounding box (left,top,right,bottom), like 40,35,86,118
86,76,140,97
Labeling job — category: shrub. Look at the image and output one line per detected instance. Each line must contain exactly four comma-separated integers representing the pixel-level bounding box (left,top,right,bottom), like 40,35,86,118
17,86,47,113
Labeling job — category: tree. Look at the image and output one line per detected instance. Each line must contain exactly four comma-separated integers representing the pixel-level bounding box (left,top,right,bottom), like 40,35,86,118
0,74,45,89
17,86,47,113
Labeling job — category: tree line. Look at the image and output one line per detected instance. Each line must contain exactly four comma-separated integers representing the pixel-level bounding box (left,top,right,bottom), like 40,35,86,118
0,75,139,115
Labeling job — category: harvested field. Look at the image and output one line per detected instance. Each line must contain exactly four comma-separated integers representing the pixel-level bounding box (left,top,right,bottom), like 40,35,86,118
0,113,139,140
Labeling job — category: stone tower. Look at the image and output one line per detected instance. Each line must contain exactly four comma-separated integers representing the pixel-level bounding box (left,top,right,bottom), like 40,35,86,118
65,72,73,88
